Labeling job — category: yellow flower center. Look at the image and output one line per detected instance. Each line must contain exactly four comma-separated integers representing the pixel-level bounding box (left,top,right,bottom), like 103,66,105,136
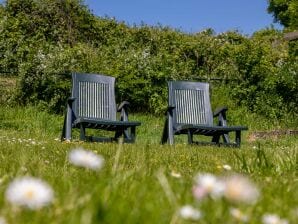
25,189,35,199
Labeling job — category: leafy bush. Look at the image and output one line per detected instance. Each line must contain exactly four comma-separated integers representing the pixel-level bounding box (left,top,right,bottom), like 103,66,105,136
16,43,105,113
0,0,297,119
228,30,297,118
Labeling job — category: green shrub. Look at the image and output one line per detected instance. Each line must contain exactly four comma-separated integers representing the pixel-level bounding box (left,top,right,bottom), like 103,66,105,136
0,0,297,119
15,43,106,113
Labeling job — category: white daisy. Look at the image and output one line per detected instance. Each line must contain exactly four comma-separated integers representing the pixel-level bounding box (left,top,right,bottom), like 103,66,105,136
68,148,104,170
5,177,54,209
223,164,232,171
262,214,289,224
0,217,6,224
170,171,181,178
179,205,202,221
193,173,225,200
224,175,259,204
230,207,249,222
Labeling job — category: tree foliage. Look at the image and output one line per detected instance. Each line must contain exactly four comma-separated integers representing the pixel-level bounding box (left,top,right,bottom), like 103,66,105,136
0,0,297,119
267,0,298,29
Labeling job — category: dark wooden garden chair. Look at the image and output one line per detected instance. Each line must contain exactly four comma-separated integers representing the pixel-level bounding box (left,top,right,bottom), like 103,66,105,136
161,81,248,147
61,73,141,143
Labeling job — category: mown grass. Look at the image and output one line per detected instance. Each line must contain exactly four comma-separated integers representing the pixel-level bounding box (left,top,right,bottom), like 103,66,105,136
0,105,297,223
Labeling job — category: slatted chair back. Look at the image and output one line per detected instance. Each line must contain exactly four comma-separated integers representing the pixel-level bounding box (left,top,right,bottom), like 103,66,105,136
71,73,117,121
168,81,213,126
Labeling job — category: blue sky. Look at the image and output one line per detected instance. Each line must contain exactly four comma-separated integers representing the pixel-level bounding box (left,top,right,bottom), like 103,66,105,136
84,0,282,35
0,0,282,35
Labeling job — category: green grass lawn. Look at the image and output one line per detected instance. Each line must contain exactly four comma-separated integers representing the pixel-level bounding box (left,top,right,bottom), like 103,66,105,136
0,106,297,223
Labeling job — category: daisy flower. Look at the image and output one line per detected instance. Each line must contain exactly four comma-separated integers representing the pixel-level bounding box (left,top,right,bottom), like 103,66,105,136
179,205,202,221
5,177,54,209
0,217,6,224
193,173,225,200
223,164,232,171
224,175,259,204
170,171,182,178
69,148,104,170
230,207,249,222
262,213,289,224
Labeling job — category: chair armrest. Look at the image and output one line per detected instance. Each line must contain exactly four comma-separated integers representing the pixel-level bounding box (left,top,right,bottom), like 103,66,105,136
117,101,130,112
67,97,76,106
213,106,228,117
213,106,228,126
118,101,130,121
164,105,175,115
66,97,76,116
168,104,175,110
63,97,76,141
67,97,76,102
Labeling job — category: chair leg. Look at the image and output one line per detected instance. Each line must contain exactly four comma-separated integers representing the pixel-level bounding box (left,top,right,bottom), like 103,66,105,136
121,126,136,143
168,125,174,145
123,129,130,140
62,111,73,141
161,118,169,144
79,124,86,141
235,131,241,147
211,135,220,144
187,130,193,144
223,133,230,144
61,116,66,141
119,106,137,144
130,126,136,143
114,129,123,140
64,104,73,141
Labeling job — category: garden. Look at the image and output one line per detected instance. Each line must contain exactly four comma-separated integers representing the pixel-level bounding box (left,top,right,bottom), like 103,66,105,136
0,0,297,223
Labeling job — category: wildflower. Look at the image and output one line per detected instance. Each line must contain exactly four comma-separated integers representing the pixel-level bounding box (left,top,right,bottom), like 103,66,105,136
291,207,298,218
68,148,104,170
193,173,225,200
170,171,181,178
262,214,289,224
179,205,202,221
224,175,259,204
223,164,232,171
5,177,54,209
20,166,28,172
230,207,249,222
0,217,6,224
